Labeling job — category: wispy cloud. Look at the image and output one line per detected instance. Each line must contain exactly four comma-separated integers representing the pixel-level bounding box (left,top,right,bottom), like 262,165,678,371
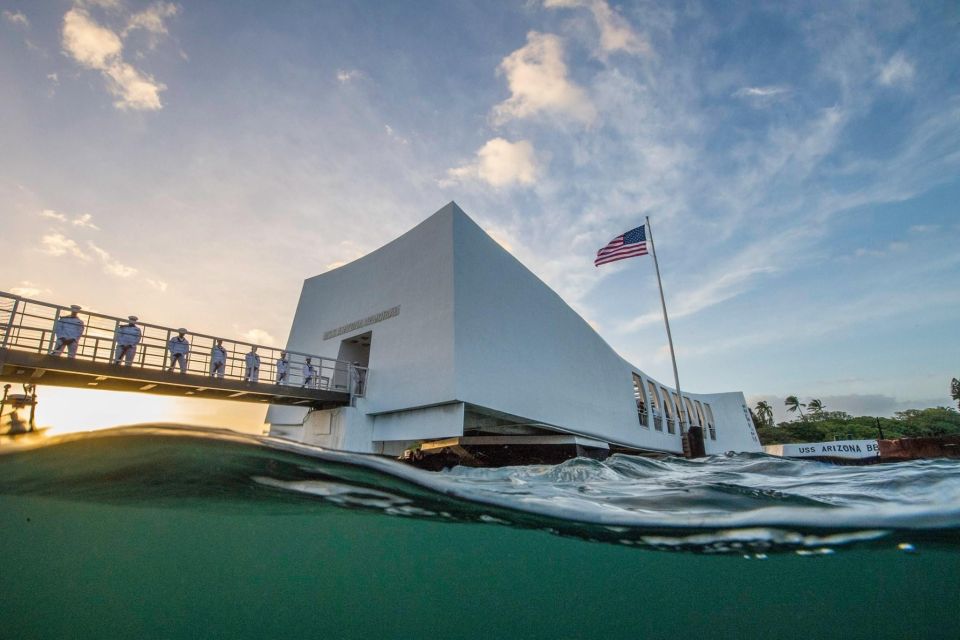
3,10,29,28
37,208,99,229
39,209,68,222
384,124,409,145
146,278,168,292
544,0,650,57
40,232,90,260
72,213,99,229
60,3,178,110
733,85,791,99
492,31,596,126
88,242,138,278
878,51,914,87
336,69,362,83
124,2,179,38
239,328,276,346
445,138,539,188
9,281,48,298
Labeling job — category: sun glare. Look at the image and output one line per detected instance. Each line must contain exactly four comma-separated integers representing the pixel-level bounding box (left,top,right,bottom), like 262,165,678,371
29,387,267,436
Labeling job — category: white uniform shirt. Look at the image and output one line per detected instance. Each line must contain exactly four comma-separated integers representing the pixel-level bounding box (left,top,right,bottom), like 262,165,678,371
55,316,84,340
276,359,289,375
245,352,260,369
211,344,227,364
115,324,142,347
168,335,190,355
303,362,316,378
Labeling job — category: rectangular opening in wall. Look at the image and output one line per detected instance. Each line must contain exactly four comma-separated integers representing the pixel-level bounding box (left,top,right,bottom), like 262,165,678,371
333,331,371,392
632,374,648,428
705,403,716,440
646,380,663,431
660,386,675,434
684,397,699,427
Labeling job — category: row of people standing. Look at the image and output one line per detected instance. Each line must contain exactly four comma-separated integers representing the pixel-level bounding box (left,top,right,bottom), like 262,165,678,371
50,306,324,386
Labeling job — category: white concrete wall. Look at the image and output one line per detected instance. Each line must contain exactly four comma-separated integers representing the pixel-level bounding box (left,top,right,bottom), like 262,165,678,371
268,202,762,455
267,206,458,429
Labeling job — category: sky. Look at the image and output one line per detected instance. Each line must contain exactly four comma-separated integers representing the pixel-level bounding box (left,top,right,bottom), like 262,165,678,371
1,0,958,432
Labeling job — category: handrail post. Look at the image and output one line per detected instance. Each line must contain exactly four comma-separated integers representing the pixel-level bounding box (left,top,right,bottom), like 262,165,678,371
1,296,18,351
48,307,61,355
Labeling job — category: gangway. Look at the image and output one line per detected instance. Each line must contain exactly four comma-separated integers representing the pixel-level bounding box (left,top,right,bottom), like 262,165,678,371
0,291,361,409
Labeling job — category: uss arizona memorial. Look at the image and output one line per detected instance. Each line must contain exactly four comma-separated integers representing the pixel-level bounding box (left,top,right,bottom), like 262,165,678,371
267,203,762,464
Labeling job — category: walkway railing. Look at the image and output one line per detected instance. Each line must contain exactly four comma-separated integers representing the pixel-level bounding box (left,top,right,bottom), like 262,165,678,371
0,291,367,397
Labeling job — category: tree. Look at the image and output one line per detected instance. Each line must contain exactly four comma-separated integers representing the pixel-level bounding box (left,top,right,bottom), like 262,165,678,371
785,395,806,421
807,398,825,418
951,378,960,410
755,400,774,427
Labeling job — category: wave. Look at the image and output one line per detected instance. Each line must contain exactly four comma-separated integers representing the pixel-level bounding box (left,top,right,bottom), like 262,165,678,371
2,425,958,555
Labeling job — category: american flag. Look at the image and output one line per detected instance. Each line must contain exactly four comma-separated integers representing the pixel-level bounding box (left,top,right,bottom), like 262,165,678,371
595,225,648,266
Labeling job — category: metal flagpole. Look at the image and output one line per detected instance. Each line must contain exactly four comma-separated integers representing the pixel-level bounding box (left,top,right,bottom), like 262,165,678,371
645,215,691,436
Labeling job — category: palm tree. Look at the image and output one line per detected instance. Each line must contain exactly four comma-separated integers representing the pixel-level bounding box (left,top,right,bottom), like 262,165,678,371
807,398,825,418
951,378,960,410
754,400,774,427
785,395,806,421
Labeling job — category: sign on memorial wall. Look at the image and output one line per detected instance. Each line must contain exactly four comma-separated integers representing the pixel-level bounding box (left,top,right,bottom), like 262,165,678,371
323,306,400,340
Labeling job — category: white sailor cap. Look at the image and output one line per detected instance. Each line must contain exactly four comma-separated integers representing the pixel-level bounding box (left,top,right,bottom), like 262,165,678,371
128,315,138,322
177,327,187,333
69,304,82,311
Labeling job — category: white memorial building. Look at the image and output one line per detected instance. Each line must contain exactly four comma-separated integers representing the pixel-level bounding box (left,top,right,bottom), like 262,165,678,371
267,203,761,465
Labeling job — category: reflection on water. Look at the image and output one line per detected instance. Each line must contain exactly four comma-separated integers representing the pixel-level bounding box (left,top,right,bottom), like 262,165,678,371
1,425,958,639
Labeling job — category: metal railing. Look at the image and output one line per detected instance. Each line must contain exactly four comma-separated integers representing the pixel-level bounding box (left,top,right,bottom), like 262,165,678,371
0,291,367,397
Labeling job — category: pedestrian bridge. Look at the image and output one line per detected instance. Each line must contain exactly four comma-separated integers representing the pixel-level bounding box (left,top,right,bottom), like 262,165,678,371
0,291,358,409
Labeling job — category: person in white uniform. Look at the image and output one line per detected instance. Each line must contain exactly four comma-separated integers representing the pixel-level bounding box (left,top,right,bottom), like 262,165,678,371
167,329,190,374
113,315,141,366
302,357,316,388
244,346,260,383
275,352,289,385
351,361,365,395
210,339,227,378
51,305,85,359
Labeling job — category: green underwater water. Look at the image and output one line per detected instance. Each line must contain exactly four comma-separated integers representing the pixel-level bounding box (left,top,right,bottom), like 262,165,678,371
2,495,958,640
1,426,959,639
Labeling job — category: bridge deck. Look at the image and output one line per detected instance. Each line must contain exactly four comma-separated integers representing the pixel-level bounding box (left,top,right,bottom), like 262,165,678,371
0,349,350,409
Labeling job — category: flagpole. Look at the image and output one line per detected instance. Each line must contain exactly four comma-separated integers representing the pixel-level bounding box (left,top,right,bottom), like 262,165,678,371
645,215,691,435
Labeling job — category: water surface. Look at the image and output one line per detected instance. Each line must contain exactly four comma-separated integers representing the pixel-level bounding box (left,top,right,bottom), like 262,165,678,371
1,426,957,639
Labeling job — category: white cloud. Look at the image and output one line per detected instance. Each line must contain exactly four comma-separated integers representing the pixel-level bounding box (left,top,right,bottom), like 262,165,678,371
239,328,276,346
88,242,138,277
384,124,409,145
544,0,650,56
492,31,596,125
37,208,100,229
446,138,539,188
39,209,68,222
909,224,938,233
146,278,168,292
40,232,90,260
9,281,47,298
71,213,99,229
3,10,29,27
879,51,914,86
336,69,362,83
124,2,179,37
733,85,791,99
61,7,168,110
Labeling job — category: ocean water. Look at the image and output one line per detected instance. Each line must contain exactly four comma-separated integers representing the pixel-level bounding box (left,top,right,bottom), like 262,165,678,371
1,426,958,639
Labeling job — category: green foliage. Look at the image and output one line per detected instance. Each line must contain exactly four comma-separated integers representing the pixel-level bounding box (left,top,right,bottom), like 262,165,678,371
952,378,960,410
755,407,960,445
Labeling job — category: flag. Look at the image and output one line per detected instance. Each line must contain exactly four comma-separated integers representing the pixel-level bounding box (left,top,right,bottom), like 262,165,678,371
594,225,648,266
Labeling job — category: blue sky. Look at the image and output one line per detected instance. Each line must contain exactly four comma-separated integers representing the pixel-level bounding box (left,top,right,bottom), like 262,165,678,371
2,0,958,428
